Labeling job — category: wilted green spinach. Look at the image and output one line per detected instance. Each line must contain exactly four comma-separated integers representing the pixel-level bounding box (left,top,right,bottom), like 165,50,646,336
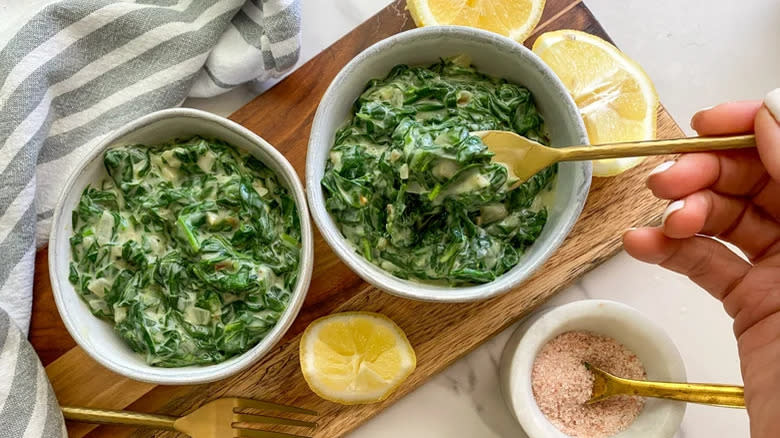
322,57,556,285
69,137,301,367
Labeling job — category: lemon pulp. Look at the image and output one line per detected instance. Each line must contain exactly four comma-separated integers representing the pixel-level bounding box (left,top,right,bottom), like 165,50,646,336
533,30,659,176
407,0,546,42
300,312,416,405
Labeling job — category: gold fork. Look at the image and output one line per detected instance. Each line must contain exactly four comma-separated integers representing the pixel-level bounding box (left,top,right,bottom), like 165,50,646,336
476,130,756,186
62,398,318,438
584,362,745,408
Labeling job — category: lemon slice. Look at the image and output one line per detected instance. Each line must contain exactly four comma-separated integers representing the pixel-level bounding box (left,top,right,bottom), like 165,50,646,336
300,312,416,405
407,0,546,43
533,30,659,177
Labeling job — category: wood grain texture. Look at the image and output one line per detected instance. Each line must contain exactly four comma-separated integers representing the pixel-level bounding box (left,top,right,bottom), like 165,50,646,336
31,250,75,366
27,1,684,437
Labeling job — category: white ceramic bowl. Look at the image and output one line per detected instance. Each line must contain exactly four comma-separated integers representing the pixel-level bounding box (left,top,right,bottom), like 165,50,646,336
306,26,591,302
500,300,687,438
48,108,314,385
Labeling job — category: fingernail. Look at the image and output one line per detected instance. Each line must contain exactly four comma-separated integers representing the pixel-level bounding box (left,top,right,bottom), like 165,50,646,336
662,200,685,225
764,88,780,122
648,160,675,177
690,105,714,130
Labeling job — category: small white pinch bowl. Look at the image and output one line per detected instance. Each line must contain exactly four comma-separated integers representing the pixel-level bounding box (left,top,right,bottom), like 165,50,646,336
500,300,687,438
306,26,591,303
49,108,314,385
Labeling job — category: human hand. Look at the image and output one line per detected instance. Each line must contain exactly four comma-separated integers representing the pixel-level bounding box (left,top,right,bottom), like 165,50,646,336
623,90,780,438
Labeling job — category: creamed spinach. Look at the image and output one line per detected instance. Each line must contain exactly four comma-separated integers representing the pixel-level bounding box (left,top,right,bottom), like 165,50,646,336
322,57,556,285
69,137,300,367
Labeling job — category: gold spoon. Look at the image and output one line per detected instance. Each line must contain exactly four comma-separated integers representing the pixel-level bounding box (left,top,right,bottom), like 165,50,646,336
584,362,745,408
475,130,756,186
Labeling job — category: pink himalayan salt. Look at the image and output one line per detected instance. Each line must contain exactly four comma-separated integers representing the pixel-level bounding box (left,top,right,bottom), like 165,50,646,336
531,331,646,438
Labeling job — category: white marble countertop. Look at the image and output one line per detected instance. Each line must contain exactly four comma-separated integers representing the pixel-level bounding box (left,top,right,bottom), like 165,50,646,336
181,1,780,437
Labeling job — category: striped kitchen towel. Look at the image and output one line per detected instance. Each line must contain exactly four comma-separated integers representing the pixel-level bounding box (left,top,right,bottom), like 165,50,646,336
0,310,66,438
1,2,300,435
0,0,301,334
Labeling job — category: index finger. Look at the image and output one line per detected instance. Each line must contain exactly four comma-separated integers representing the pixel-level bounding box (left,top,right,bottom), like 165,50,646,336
647,149,768,200
648,100,768,200
691,101,762,135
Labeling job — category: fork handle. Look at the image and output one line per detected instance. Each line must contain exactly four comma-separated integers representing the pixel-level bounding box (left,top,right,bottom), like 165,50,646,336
559,134,756,161
62,406,178,429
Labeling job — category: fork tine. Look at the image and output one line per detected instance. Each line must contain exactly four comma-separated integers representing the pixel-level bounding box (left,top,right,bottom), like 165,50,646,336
233,398,317,416
233,413,317,429
233,428,313,438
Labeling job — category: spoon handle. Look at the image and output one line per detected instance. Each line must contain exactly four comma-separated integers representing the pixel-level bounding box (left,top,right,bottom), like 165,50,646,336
603,378,746,408
558,134,756,161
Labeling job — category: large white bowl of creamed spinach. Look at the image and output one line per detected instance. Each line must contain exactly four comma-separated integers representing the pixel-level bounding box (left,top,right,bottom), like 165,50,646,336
49,108,313,384
306,27,591,302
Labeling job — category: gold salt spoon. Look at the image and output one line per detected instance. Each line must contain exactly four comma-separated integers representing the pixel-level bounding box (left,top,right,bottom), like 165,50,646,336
583,362,745,408
476,130,756,187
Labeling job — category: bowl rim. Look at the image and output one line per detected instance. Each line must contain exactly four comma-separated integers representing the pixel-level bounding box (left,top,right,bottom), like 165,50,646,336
501,299,687,438
48,108,314,384
306,25,591,303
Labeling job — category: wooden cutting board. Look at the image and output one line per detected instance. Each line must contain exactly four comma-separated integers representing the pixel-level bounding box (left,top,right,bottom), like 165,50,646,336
29,0,684,436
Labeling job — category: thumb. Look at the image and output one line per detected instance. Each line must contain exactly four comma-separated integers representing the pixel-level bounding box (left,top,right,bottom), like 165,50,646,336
755,89,780,181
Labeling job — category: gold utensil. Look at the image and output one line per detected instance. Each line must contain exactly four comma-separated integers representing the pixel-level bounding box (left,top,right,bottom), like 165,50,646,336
584,362,745,408
62,398,318,438
476,130,756,186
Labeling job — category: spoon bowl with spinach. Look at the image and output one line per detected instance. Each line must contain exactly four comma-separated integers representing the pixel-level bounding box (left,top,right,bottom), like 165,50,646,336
307,27,591,302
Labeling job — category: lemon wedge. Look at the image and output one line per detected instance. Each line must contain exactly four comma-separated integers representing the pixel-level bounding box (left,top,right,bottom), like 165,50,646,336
533,30,659,177
300,312,416,405
407,0,546,43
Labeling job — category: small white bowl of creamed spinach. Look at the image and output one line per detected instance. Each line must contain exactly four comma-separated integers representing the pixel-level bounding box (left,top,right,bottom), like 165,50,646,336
307,27,591,302
49,108,313,384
